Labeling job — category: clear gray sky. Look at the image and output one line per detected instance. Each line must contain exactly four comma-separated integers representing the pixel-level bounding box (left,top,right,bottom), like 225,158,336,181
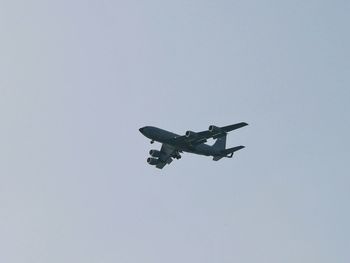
1,0,349,262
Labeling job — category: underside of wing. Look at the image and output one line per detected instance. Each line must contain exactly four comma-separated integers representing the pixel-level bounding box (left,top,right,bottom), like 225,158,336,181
166,122,248,146
220,122,248,132
147,144,175,169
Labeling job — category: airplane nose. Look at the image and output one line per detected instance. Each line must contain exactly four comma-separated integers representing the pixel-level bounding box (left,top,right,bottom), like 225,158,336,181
139,127,145,133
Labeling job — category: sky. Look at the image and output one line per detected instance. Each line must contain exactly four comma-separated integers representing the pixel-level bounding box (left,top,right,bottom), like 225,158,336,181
0,0,349,262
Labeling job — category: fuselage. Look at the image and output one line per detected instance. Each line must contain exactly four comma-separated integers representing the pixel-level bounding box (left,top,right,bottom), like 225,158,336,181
139,126,220,156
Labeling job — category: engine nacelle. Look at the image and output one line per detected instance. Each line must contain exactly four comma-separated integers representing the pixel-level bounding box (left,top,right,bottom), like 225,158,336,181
213,133,226,139
209,125,221,132
147,157,159,165
185,130,197,138
149,149,162,157
171,151,182,159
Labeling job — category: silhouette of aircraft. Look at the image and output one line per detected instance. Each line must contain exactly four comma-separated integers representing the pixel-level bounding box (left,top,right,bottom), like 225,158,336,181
139,122,248,169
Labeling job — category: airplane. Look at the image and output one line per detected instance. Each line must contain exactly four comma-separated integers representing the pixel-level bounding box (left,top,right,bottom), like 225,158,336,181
139,122,248,169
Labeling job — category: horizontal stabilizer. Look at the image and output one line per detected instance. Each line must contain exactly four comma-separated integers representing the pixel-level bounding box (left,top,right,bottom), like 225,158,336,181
222,145,245,157
213,145,245,161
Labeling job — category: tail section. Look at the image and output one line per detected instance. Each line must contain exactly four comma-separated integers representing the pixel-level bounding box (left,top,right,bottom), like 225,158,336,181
221,146,245,157
213,145,245,161
212,134,227,151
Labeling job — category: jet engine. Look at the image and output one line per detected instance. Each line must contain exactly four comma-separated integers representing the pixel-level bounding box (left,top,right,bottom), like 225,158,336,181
149,149,162,157
209,125,226,139
185,130,197,138
171,151,182,159
209,125,221,132
147,157,159,165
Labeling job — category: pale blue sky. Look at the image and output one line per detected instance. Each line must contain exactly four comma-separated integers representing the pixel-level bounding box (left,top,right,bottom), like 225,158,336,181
1,1,349,262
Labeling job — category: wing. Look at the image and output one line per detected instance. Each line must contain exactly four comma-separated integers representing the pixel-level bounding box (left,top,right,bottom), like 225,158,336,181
155,144,176,169
167,122,248,146
218,122,248,132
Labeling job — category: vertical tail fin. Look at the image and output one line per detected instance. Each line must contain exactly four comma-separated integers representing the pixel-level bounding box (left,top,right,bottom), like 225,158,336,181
212,134,227,151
